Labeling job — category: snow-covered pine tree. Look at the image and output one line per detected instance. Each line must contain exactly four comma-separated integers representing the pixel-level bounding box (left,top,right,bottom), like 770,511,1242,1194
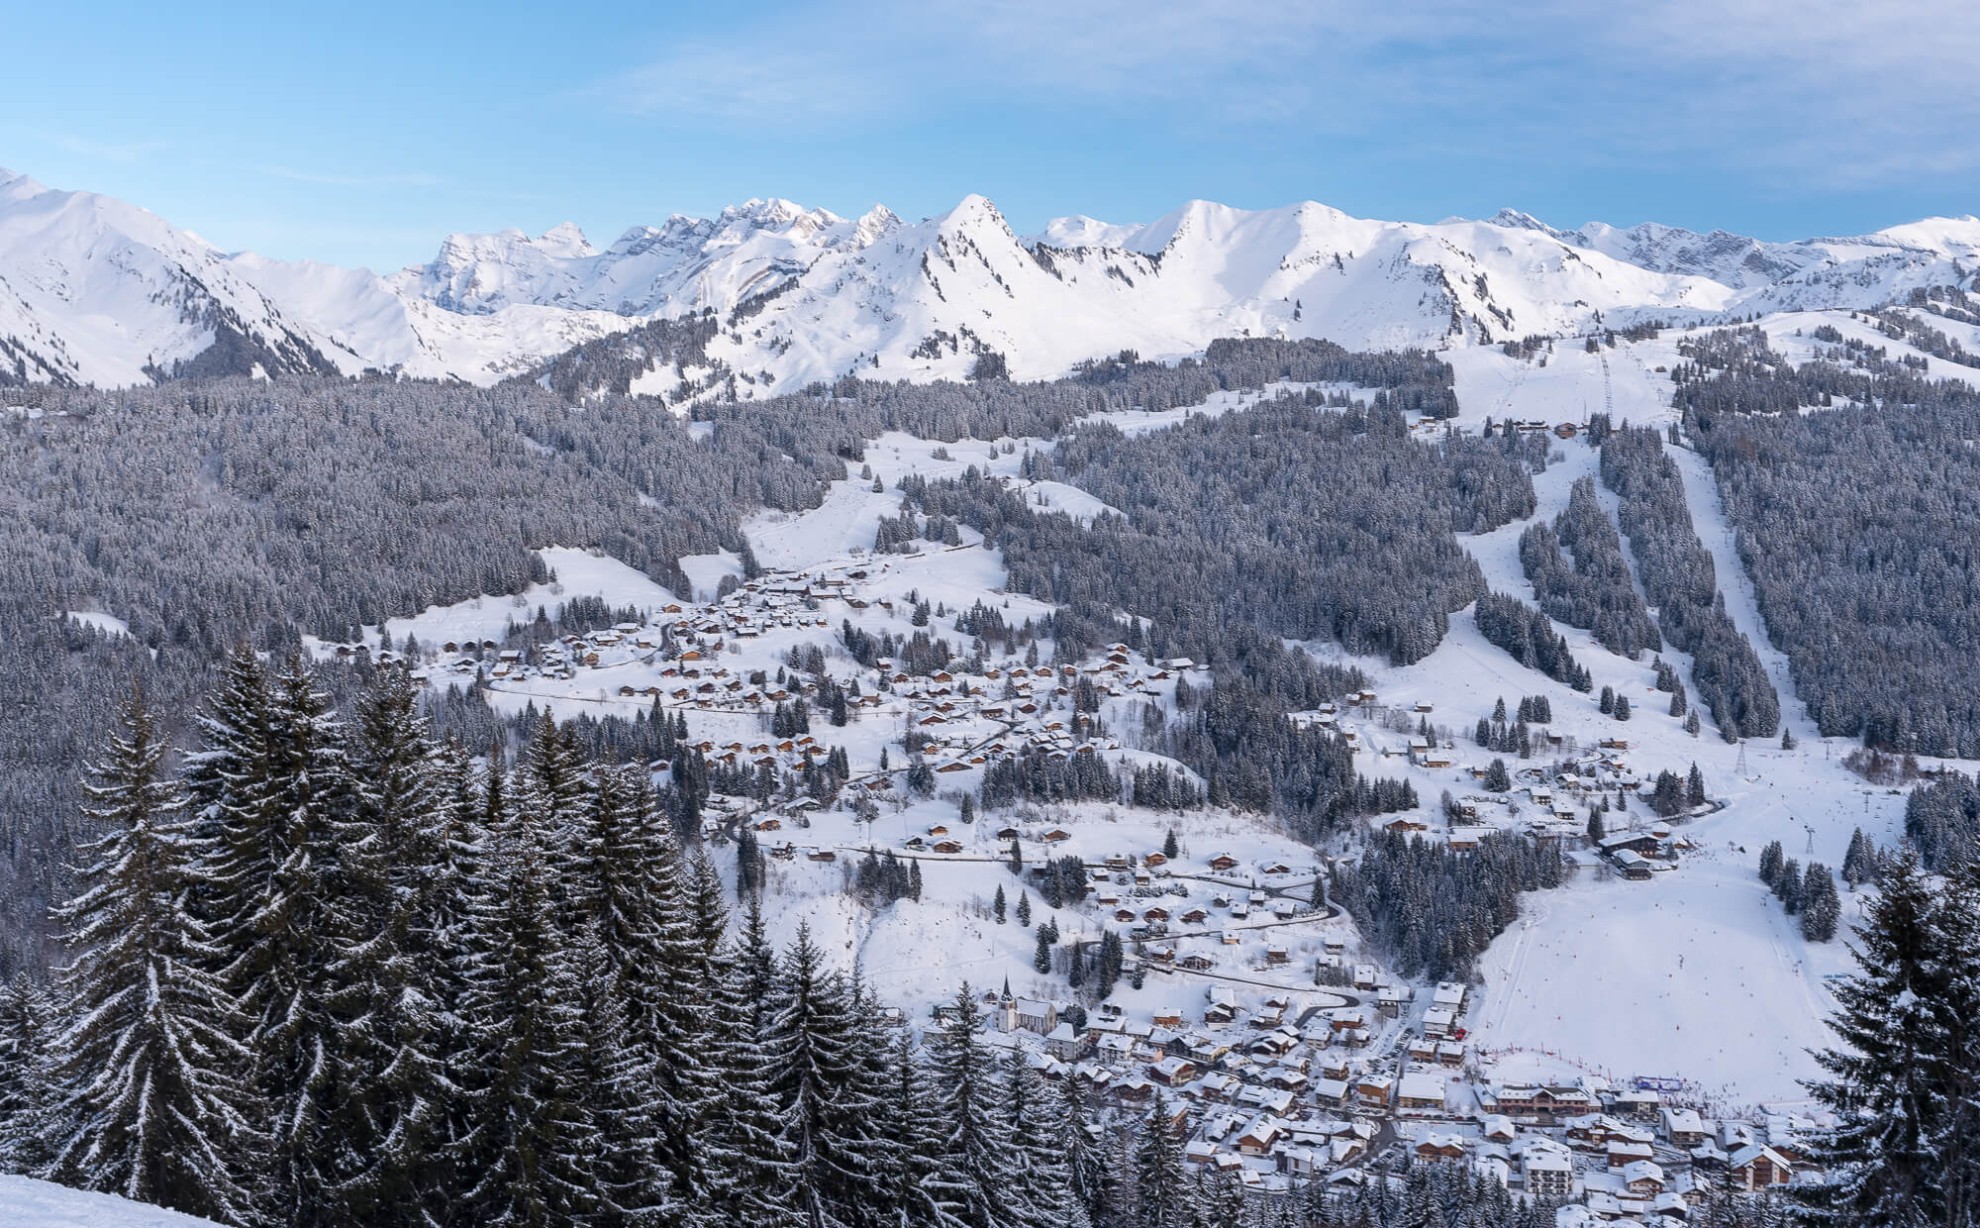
455,838,600,1228
1000,1048,1076,1228
580,762,702,1220
765,923,886,1228
42,689,258,1225
1841,827,1874,889
1758,840,1784,887
1191,1164,1246,1228
1803,852,1958,1225
569,922,673,1227
882,1029,946,1227
835,973,911,1228
523,714,593,922
0,974,57,1175
1059,1068,1113,1225
1929,856,1980,1228
327,667,451,1226
181,643,277,929
925,984,1019,1227
1799,864,1840,943
1129,1091,1189,1228
699,902,799,1227
240,658,371,1226
568,764,672,999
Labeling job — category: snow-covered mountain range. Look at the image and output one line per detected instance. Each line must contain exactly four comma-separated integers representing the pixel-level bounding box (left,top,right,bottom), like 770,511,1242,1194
4,165,1979,395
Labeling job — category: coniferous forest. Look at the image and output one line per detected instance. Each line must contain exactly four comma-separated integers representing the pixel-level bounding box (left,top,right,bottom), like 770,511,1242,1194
1680,326,1980,752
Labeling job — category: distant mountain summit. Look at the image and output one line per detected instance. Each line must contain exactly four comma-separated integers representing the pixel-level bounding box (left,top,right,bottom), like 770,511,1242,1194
2,165,1977,396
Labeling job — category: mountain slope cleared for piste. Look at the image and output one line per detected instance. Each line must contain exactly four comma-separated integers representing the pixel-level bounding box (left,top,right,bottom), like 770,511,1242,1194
1435,341,1903,1106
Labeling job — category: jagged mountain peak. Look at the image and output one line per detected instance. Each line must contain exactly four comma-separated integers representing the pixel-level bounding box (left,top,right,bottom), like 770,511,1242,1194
1486,208,1558,234
4,168,1978,395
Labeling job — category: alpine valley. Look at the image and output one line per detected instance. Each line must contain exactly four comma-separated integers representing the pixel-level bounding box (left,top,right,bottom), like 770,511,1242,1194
7,163,1980,1228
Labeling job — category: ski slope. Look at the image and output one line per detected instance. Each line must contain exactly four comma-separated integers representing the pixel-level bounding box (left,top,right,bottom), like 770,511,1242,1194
1438,341,1907,1105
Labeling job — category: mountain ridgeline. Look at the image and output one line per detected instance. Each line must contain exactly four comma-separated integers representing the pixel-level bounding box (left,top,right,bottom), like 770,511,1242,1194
11,165,1980,396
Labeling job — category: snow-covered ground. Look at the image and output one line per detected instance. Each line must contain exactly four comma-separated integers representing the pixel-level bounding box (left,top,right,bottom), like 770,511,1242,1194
66,610,133,639
0,1176,223,1228
302,546,678,660
1437,339,1909,1106
294,318,1951,1107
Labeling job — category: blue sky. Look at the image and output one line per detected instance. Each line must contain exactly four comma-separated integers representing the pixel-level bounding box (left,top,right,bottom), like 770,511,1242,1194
4,0,1976,270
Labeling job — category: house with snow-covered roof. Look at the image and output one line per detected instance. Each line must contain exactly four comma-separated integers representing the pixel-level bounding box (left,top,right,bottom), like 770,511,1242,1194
1662,1106,1707,1148
1520,1146,1575,1198
1727,1144,1793,1191
1398,1071,1448,1111
1414,1133,1468,1162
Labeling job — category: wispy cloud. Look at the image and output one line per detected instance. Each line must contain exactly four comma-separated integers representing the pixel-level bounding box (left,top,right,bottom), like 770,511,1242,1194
263,165,445,189
591,0,1980,201
601,40,886,128
45,132,170,163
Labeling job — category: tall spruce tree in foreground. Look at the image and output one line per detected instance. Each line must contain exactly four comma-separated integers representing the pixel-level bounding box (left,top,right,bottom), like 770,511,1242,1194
1059,1069,1112,1225
1002,1049,1076,1228
925,984,1019,1228
702,902,800,1227
328,668,450,1227
569,923,672,1227
766,923,885,1228
42,690,258,1224
882,1030,945,1227
237,660,367,1228
456,836,600,1228
1922,855,1980,1228
1130,1092,1189,1228
1802,852,1956,1226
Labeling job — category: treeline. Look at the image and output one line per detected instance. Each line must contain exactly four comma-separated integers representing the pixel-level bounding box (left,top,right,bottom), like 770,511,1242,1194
1160,678,1416,844
1679,328,1980,755
1329,828,1566,981
921,396,1534,671
1906,770,1980,872
1599,426,1779,741
981,747,1124,810
1472,592,1594,691
1517,477,1660,658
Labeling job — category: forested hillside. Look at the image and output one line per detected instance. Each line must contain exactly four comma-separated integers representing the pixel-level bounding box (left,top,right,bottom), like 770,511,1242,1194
0,339,1465,978
1681,326,1980,753
1599,424,1779,741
